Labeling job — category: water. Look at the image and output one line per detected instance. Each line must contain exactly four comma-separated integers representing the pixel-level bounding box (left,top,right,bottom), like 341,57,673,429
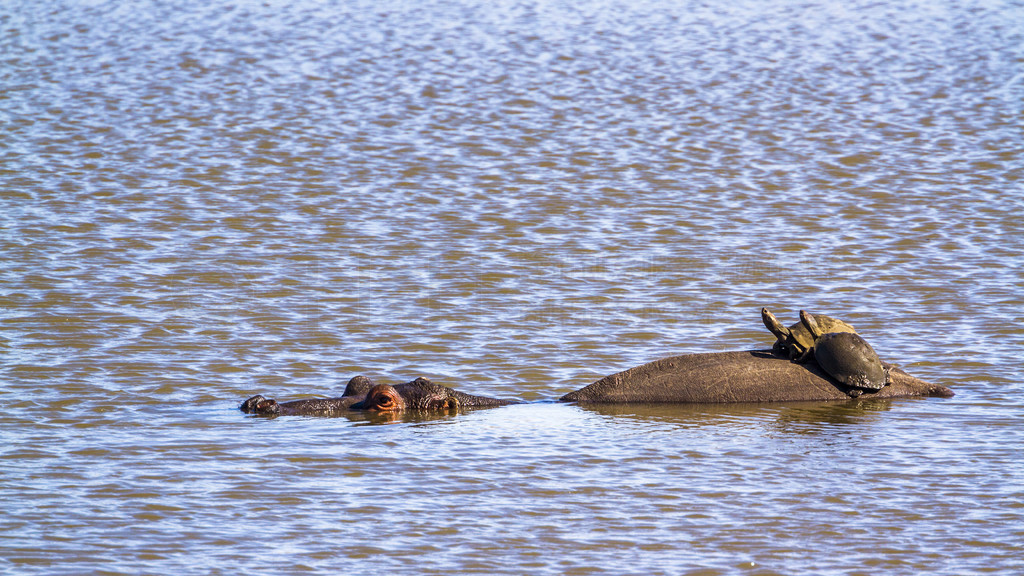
2,0,1023,573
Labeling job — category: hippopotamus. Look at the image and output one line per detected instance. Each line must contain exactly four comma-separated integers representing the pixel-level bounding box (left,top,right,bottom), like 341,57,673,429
559,349,954,404
241,351,952,417
241,309,955,416
240,375,517,416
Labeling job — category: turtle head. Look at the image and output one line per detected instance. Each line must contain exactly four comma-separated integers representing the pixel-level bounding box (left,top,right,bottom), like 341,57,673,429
761,307,791,340
799,309,824,339
762,307,808,358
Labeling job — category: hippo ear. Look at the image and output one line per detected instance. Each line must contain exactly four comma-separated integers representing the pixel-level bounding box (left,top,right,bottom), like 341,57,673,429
343,375,374,397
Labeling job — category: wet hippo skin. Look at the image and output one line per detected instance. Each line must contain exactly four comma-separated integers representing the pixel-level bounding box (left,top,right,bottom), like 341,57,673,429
560,349,954,404
241,351,953,415
240,375,517,416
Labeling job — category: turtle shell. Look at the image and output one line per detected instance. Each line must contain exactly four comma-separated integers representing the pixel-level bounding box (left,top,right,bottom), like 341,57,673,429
766,311,856,358
812,332,886,391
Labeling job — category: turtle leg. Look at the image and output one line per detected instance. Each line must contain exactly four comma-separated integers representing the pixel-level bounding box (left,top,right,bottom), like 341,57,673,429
794,346,814,363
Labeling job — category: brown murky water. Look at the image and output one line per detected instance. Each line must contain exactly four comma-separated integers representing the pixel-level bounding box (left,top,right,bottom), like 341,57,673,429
2,0,1023,574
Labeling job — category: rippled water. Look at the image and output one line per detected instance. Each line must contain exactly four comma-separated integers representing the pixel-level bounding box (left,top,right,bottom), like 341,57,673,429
2,0,1023,574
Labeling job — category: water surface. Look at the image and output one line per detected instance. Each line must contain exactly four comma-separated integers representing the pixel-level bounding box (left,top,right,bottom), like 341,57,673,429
2,0,1023,574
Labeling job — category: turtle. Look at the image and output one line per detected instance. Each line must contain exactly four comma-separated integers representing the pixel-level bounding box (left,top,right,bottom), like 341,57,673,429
799,310,888,397
760,307,857,361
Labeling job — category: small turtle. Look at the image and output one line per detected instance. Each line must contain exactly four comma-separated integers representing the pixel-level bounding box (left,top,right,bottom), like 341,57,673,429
799,310,887,396
761,307,857,361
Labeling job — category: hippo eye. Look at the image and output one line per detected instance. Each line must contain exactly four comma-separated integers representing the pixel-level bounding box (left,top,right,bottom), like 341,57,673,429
375,394,394,408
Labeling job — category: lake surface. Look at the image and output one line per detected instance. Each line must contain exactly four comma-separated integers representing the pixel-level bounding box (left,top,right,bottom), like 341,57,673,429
2,0,1023,574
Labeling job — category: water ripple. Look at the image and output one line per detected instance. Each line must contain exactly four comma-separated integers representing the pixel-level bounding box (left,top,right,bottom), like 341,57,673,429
2,0,1023,574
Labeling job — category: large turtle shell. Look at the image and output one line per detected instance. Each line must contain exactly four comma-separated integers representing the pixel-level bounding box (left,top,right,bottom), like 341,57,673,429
812,332,886,391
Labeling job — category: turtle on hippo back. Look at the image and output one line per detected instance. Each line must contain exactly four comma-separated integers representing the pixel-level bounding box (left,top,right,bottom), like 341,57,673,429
761,307,889,397
761,307,857,361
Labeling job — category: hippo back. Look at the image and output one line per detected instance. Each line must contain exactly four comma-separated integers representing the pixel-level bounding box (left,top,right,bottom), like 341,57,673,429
560,349,953,404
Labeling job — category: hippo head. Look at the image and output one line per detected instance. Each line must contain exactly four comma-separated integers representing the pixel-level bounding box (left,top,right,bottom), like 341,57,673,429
241,375,514,417
239,395,281,415
350,377,461,412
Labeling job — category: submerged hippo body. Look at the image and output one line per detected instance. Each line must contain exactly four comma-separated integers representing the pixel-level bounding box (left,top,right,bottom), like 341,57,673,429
241,351,953,416
560,349,954,404
240,375,516,416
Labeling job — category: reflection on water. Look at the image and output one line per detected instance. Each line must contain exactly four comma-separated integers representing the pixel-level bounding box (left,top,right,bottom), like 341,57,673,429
3,0,1023,574
578,398,897,433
